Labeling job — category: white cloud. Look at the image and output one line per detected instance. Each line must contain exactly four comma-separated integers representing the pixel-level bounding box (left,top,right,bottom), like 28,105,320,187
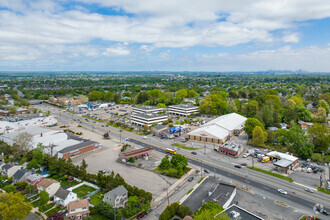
282,33,300,43
103,44,130,56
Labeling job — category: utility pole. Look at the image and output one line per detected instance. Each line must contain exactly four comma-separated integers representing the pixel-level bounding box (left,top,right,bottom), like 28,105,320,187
246,173,249,190
166,188,170,206
252,156,254,168
201,160,203,179
119,129,123,143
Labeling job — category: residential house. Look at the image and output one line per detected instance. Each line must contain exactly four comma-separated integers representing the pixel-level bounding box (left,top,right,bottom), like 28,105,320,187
54,187,78,206
298,121,313,131
0,163,22,177
67,199,89,219
37,178,60,197
26,174,45,189
103,185,128,208
12,169,33,184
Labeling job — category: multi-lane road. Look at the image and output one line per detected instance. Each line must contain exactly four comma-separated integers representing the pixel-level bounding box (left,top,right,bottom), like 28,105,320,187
38,104,330,216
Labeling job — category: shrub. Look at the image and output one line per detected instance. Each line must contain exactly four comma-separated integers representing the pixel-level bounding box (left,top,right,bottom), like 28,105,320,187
128,157,135,163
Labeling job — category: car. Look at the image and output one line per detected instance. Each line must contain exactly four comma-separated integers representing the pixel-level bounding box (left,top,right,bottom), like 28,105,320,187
322,209,329,215
204,169,210,174
142,136,147,139
240,163,247,167
188,176,194,182
304,188,314,193
234,165,241,168
277,189,287,194
98,169,106,174
242,153,249,158
319,168,324,172
191,152,197,155
137,212,147,219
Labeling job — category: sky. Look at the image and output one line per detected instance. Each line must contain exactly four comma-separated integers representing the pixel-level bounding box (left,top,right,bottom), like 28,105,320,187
0,0,330,72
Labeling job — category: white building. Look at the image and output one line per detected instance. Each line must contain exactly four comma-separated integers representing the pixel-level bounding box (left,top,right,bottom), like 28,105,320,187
131,113,168,127
54,187,78,206
37,178,61,197
167,104,199,117
187,113,247,144
132,106,163,115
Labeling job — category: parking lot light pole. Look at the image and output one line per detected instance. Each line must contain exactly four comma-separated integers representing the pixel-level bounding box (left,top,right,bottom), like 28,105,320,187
119,129,123,143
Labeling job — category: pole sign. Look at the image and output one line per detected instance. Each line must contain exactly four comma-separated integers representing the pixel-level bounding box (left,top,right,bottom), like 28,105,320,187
170,126,181,134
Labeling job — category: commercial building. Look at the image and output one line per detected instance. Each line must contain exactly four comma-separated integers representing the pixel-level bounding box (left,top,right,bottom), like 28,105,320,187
119,147,153,161
167,104,199,117
220,204,264,220
58,140,99,159
187,113,247,145
131,112,168,127
217,142,244,157
132,106,163,115
49,97,80,106
266,151,298,173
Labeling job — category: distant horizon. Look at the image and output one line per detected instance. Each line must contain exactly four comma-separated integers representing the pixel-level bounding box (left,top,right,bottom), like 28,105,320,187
1,1,330,71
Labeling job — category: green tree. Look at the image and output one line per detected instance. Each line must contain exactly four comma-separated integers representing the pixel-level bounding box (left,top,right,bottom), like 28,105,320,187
0,192,32,220
313,107,327,123
157,103,166,108
12,132,33,159
128,157,135,163
104,91,114,102
97,201,122,220
39,190,50,206
170,154,188,169
176,89,188,102
247,100,259,117
89,91,103,101
25,184,34,194
7,105,17,114
15,181,27,190
199,93,228,115
193,201,229,220
26,159,39,169
4,185,16,193
252,126,267,146
308,123,330,152
244,118,264,138
159,155,170,169
136,91,149,104
317,99,329,114
188,90,198,98
296,106,312,122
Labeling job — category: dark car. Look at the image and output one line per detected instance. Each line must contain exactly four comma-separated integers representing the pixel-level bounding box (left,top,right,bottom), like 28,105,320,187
204,169,210,174
191,152,197,155
188,176,194,182
313,168,319,173
137,212,147,219
234,165,242,168
323,209,329,215
240,163,247,167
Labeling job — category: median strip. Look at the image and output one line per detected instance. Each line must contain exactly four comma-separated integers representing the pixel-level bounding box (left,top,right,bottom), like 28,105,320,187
247,167,294,182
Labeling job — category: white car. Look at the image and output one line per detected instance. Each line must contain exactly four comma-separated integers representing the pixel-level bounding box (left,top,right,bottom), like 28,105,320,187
142,136,148,139
278,189,287,194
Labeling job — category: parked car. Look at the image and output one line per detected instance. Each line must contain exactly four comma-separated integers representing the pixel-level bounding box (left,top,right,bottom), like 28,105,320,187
240,163,247,167
322,209,329,215
142,136,147,139
191,152,197,155
277,189,287,194
234,165,242,168
137,212,147,219
242,153,249,158
188,176,194,182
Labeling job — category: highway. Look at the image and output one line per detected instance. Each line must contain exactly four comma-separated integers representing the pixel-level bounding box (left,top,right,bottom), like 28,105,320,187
39,104,330,215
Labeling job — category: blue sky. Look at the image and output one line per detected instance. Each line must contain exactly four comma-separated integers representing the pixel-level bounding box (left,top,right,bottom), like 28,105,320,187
0,0,330,72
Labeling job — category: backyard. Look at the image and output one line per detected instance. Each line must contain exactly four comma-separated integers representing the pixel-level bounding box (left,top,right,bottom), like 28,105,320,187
90,191,104,206
72,184,98,198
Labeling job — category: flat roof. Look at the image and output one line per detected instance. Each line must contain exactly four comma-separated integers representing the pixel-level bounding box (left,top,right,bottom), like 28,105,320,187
266,151,298,162
204,113,247,131
182,177,235,212
133,106,162,110
188,124,229,140
224,204,264,220
0,126,53,140
219,142,243,153
168,104,198,109
120,147,153,159
274,158,294,168
131,113,167,119
59,140,98,154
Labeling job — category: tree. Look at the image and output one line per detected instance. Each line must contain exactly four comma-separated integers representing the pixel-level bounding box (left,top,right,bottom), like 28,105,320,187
159,155,170,169
12,132,33,158
170,154,188,169
104,91,114,102
247,100,259,117
252,126,267,146
199,93,228,115
128,157,135,163
159,202,191,220
7,105,17,114
89,91,103,101
157,103,166,108
296,106,312,122
193,201,229,220
176,89,188,102
25,184,34,194
317,99,329,114
32,143,45,165
244,118,264,138
97,201,122,220
313,107,327,123
136,91,149,104
4,185,16,193
188,90,198,98
26,159,39,169
39,190,50,206
308,123,330,152
0,192,32,220
15,181,27,190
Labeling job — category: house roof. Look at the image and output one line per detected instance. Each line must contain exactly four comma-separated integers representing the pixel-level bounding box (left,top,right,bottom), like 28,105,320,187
54,187,71,200
13,169,26,180
106,185,128,198
27,174,43,182
37,178,59,188
2,163,13,171
204,113,247,131
68,199,89,210
58,140,98,154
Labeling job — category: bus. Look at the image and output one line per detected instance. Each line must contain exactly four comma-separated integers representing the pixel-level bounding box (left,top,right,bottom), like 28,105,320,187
166,148,177,155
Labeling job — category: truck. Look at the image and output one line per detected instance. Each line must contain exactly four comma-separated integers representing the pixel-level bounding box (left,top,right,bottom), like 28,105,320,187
262,156,270,163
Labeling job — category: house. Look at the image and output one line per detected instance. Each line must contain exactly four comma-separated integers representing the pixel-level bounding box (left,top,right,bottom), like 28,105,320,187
26,174,45,189
298,120,313,131
54,187,78,206
67,199,89,219
37,178,60,197
12,169,33,184
0,163,22,177
103,185,128,208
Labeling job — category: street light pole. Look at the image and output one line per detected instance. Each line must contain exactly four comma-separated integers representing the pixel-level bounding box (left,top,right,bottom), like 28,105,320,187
119,129,123,143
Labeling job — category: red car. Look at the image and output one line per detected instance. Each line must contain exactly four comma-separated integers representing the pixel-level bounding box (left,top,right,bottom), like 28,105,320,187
137,212,147,219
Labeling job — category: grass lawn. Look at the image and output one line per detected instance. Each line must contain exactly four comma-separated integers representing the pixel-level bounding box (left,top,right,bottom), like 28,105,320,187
154,166,191,179
72,184,98,198
172,143,203,151
90,191,104,206
39,203,55,213
317,187,330,194
82,115,106,123
247,167,294,182
45,206,65,216
32,199,42,208
61,180,78,188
